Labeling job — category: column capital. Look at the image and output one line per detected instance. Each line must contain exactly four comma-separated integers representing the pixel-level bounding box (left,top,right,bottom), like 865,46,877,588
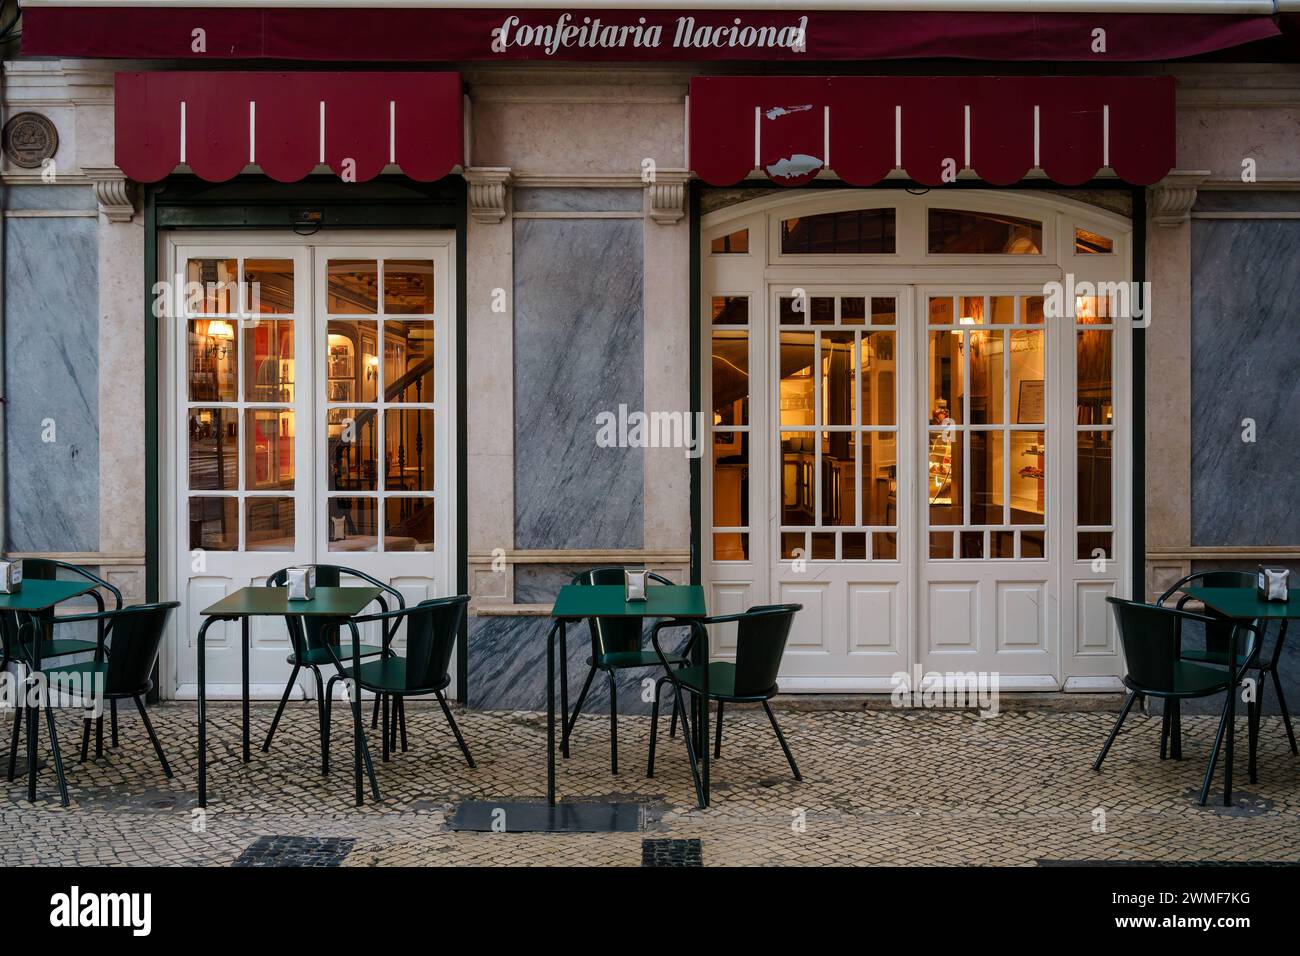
82,166,135,222
464,166,512,224
1149,170,1211,228
647,169,690,225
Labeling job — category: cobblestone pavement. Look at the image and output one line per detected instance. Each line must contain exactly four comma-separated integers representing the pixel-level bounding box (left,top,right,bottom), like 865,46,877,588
0,702,1295,866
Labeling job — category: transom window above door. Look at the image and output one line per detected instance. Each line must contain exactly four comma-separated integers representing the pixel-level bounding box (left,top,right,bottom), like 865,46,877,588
325,257,438,554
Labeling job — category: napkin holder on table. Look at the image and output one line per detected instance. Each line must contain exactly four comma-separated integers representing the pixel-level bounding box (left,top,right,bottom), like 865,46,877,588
1257,566,1290,603
0,559,22,594
624,569,650,602
286,566,316,602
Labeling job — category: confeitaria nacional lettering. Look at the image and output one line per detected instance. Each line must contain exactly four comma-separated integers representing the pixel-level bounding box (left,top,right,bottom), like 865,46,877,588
491,14,809,55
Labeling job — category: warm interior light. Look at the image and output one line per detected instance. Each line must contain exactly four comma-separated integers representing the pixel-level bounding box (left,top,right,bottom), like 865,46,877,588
207,320,234,340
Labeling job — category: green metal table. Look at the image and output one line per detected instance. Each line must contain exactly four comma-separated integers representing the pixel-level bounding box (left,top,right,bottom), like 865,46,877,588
0,579,103,801
547,584,709,809
1183,586,1299,785
197,585,382,807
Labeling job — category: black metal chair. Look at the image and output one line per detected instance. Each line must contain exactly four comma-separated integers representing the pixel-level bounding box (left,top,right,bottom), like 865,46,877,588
0,559,123,755
561,568,692,775
1094,597,1261,806
649,604,803,806
264,565,407,768
25,602,179,806
1158,569,1294,756
323,596,473,799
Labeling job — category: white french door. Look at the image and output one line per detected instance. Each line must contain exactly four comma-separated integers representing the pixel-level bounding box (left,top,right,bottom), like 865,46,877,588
161,232,457,699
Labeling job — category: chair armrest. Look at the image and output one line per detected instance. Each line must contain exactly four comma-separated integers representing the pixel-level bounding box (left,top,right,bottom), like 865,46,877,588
351,605,411,625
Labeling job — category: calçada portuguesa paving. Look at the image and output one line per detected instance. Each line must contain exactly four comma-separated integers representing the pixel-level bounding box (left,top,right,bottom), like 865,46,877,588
0,701,1295,867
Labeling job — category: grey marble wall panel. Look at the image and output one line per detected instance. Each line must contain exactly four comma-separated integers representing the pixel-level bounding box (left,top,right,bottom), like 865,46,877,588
513,188,643,213
1190,220,1300,547
513,564,593,604
4,216,100,552
468,614,694,715
4,186,95,211
513,216,644,550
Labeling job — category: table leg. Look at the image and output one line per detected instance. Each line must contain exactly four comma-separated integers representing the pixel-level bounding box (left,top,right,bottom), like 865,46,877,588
696,621,709,807
559,621,569,759
28,617,48,802
197,616,216,808
547,619,559,807
241,617,251,763
1224,667,1236,807
1271,621,1297,755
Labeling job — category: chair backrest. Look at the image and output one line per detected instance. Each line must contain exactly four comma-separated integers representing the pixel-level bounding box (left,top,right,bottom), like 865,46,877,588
1157,569,1258,657
573,567,674,656
1106,596,1252,694
267,564,404,652
399,595,469,691
102,603,179,695
732,604,801,697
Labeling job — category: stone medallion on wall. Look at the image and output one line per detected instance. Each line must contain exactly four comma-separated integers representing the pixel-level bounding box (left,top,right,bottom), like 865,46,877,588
2,112,59,169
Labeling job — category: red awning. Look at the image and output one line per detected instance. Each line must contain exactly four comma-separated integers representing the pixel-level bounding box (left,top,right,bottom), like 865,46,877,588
689,76,1175,188
114,72,463,183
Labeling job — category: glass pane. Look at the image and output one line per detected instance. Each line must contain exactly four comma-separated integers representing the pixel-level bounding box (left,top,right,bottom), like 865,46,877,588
1021,530,1046,559
928,208,1042,254
245,497,295,551
871,297,897,326
188,409,237,491
1075,227,1113,254
1021,295,1045,325
327,321,378,404
927,330,963,425
328,497,378,552
327,259,378,314
384,260,434,314
929,531,954,559
712,432,748,527
927,429,962,525
779,332,815,427
990,295,1015,325
960,531,985,559
1078,531,1112,562
327,408,379,492
1012,431,1046,524
970,430,1004,525
712,331,749,427
780,208,895,254
873,532,898,560
384,408,435,492
243,319,294,403
243,259,294,314
1075,294,1111,325
188,497,237,551
811,533,836,560
1078,431,1112,525
928,296,954,325
862,438,897,526
781,531,805,560
185,258,238,314
821,430,855,526
713,532,749,561
1011,331,1045,424
809,297,835,325
969,331,1004,425
1077,330,1113,424
187,319,238,402
244,409,295,491
710,229,749,254
842,532,866,560
861,333,896,426
780,431,814,526
992,530,1015,558
779,296,804,325
384,320,434,403
711,295,748,325
840,296,866,325
959,295,986,325
822,332,855,426
385,497,435,551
